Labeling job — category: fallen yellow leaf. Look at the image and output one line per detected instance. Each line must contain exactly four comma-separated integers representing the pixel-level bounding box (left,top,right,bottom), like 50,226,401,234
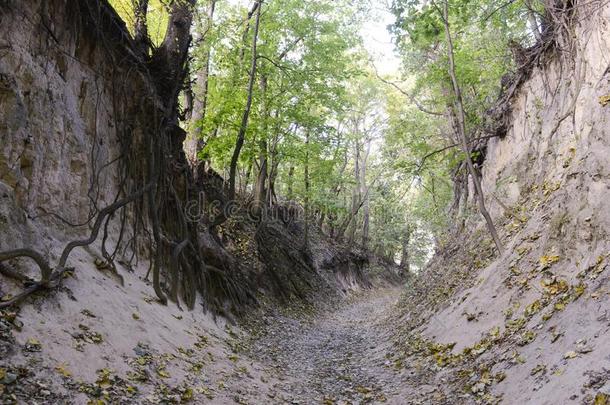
540,254,560,268
594,393,608,405
156,368,170,378
563,351,577,359
55,364,72,377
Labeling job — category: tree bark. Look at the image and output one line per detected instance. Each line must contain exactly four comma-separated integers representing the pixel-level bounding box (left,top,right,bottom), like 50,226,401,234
399,226,411,272
253,139,268,215
253,74,269,215
347,136,361,244
287,166,294,199
267,153,279,206
151,0,196,111
318,210,325,229
525,0,542,42
132,0,150,58
361,138,371,249
243,155,254,194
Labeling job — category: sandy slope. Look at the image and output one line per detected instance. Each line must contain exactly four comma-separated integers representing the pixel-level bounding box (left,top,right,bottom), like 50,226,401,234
2,254,413,405
0,247,284,404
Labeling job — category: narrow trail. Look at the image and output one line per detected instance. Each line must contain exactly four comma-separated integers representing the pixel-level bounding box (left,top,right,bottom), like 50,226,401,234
250,289,406,404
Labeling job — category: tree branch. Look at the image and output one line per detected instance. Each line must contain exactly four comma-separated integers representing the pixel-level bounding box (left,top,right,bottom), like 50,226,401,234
372,64,445,116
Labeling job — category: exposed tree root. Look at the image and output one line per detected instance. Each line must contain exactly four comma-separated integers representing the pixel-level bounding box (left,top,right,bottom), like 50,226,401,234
0,184,152,308
0,0,257,315
255,218,318,301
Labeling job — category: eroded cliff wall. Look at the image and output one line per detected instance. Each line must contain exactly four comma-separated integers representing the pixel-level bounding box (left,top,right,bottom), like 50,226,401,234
0,1,143,256
393,3,610,403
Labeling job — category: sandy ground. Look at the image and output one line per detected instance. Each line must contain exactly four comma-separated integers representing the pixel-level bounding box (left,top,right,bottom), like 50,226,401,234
246,289,405,404
3,246,607,405
1,236,409,405
1,270,408,404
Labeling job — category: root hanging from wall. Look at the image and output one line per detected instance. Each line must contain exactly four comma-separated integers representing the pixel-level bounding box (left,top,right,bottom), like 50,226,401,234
255,218,317,301
0,0,254,315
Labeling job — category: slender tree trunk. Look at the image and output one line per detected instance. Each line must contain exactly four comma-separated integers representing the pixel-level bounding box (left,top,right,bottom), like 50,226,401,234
287,166,294,200
267,124,281,206
458,163,469,229
336,182,371,240
239,2,261,61
332,146,348,197
441,0,504,255
253,74,269,215
228,0,262,200
304,131,310,246
399,226,411,272
318,210,325,229
267,156,279,206
253,140,268,214
361,139,371,249
185,0,217,164
360,192,369,247
347,137,361,244
525,0,542,41
243,155,254,194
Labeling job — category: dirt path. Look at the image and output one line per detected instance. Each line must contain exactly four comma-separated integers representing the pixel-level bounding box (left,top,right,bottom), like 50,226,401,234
248,289,406,404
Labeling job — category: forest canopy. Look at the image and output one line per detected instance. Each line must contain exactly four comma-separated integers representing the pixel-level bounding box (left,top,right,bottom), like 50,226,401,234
103,0,546,269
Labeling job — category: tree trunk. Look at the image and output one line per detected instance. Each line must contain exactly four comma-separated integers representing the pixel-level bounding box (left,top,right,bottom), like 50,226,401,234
287,166,294,200
361,139,371,249
347,137,361,244
267,155,279,206
399,226,411,272
253,139,268,215
525,0,542,41
228,0,262,200
304,131,310,246
132,0,150,58
150,0,196,110
441,0,504,255
253,74,269,215
184,0,217,164
243,155,254,194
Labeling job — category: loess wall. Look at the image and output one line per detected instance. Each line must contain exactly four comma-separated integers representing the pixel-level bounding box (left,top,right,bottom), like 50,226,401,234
0,0,155,268
394,2,610,404
2,1,119,226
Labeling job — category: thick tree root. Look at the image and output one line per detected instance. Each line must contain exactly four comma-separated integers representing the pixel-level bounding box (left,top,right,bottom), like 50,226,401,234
0,185,152,308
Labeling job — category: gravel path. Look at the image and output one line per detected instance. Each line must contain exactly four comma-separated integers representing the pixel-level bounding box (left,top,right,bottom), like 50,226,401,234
250,289,406,404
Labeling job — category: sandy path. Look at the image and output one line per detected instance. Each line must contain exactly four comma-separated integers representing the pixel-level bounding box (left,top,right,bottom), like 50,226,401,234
248,289,406,404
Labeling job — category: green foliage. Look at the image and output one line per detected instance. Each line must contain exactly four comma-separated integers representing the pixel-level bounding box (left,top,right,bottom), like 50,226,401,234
391,0,531,127
105,0,539,269
108,0,169,46
195,0,366,212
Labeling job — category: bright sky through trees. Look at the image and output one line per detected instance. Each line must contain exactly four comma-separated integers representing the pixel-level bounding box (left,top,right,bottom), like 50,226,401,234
360,3,400,75
225,0,400,74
